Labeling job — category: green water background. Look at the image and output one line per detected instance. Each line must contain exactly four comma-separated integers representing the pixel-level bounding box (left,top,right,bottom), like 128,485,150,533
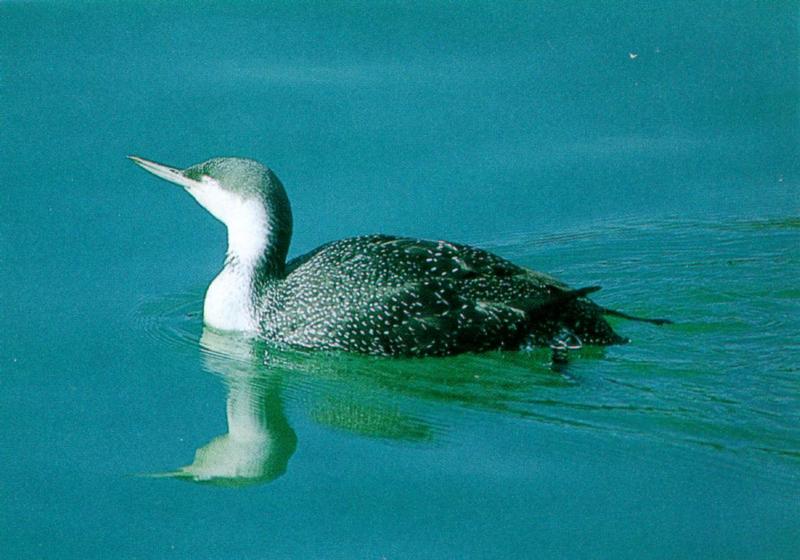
1,1,798,558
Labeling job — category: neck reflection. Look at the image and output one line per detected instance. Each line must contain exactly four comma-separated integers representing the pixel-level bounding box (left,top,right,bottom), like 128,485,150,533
157,329,296,487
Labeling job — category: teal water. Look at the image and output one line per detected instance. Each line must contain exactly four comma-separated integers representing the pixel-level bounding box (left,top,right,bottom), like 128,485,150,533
2,1,799,558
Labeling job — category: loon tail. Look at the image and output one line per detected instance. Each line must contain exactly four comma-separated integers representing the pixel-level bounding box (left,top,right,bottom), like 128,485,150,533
540,285,622,354
527,285,669,351
600,306,673,325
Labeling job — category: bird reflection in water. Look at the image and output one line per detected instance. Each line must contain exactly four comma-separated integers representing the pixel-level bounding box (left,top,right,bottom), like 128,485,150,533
150,329,297,487
152,326,593,487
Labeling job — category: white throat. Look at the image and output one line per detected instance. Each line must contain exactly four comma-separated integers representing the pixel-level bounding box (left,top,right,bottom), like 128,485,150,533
202,198,270,333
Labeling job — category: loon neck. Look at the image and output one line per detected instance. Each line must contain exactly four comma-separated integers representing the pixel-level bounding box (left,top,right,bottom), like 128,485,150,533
204,193,293,332
227,218,288,279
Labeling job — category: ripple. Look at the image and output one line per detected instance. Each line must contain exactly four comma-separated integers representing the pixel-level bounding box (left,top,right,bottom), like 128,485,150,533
133,291,204,355
489,217,800,474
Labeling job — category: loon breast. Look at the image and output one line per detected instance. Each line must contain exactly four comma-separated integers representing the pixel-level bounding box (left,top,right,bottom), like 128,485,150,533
205,265,260,332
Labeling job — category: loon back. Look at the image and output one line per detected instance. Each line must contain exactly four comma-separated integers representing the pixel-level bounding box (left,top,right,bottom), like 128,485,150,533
257,235,626,357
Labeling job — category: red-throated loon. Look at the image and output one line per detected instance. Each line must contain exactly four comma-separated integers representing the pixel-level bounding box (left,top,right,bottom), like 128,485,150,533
130,156,669,357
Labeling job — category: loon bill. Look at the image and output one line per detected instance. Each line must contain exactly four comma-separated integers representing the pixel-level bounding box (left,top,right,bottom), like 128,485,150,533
130,155,670,357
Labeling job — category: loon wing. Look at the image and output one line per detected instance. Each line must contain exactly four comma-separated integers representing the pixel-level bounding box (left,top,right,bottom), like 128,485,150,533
336,279,602,357
339,278,528,356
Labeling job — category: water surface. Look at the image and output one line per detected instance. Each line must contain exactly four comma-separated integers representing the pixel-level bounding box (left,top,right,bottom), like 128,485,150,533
1,2,798,558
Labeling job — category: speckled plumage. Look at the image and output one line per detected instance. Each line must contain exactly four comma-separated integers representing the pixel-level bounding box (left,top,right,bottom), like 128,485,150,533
254,235,626,356
131,155,653,357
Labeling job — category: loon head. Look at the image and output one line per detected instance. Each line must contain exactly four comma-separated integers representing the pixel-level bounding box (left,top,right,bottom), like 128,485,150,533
129,156,293,266
129,156,288,226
